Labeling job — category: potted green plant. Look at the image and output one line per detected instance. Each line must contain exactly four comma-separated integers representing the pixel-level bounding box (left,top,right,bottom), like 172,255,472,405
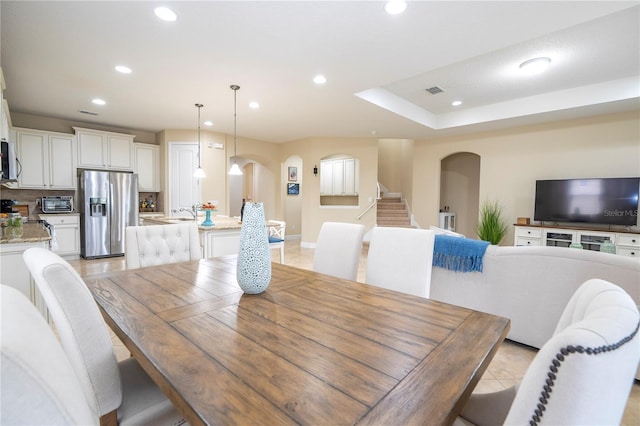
476,199,508,245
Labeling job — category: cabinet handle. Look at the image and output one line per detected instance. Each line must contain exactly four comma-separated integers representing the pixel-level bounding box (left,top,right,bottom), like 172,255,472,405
632,239,637,243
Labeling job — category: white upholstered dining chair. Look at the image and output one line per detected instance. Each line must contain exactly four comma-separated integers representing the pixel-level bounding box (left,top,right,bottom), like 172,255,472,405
313,221,365,281
268,220,286,263
125,222,202,269
455,278,640,426
23,247,186,426
1,285,97,425
365,226,435,298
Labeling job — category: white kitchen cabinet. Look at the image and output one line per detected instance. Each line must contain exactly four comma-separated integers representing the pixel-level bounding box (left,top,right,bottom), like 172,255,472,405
74,127,134,171
320,161,334,195
1,67,10,143
319,157,359,196
343,158,358,195
0,240,50,319
1,100,9,143
200,228,241,258
14,128,76,189
39,214,80,258
134,143,160,191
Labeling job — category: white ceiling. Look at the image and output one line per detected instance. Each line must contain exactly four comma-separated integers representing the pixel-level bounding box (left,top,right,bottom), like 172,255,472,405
1,1,639,143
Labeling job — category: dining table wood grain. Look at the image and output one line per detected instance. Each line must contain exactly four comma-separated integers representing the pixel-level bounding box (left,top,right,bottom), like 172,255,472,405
84,256,510,426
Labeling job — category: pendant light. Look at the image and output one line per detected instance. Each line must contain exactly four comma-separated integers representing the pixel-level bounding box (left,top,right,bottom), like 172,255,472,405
193,103,206,178
228,84,243,175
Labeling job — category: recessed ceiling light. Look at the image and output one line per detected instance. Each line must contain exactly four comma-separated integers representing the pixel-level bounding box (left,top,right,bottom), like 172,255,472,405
519,57,551,75
313,74,327,85
154,7,177,22
249,101,260,109
385,0,407,15
115,65,132,74
92,98,106,106
204,120,213,126
451,100,462,106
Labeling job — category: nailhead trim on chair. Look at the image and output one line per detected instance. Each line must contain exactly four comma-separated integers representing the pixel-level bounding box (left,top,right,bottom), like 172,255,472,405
529,320,640,426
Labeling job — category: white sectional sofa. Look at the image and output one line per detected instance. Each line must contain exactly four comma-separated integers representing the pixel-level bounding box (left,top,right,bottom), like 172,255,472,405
429,245,640,378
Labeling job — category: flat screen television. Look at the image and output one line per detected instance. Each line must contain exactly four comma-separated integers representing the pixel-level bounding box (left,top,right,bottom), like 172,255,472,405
534,177,639,226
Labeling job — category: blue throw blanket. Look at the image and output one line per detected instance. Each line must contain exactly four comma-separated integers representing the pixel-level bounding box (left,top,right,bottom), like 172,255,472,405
433,235,490,272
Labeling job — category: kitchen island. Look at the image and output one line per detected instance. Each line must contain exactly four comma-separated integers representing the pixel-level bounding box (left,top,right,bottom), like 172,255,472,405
142,215,243,258
0,222,51,319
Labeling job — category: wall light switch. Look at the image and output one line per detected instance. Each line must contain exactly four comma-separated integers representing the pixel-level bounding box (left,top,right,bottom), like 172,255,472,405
213,142,224,149
207,142,213,148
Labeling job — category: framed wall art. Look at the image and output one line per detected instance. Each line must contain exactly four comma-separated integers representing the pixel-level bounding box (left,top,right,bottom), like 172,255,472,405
288,166,298,181
287,183,300,195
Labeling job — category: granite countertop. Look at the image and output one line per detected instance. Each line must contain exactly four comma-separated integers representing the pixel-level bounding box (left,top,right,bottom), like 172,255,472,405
0,222,51,244
143,214,243,231
39,212,80,217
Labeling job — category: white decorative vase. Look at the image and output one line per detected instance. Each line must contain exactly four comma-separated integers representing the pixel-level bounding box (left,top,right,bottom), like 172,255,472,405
236,202,272,294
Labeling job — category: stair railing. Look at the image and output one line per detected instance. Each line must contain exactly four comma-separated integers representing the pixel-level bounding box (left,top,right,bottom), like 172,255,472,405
356,182,382,220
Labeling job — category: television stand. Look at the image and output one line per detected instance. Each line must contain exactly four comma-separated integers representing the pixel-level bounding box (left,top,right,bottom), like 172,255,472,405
514,224,639,258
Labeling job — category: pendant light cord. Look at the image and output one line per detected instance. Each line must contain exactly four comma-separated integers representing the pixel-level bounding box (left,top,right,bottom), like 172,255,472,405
196,103,203,167
231,85,240,159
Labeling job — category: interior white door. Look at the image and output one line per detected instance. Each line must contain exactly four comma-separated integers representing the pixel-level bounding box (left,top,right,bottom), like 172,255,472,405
169,142,200,217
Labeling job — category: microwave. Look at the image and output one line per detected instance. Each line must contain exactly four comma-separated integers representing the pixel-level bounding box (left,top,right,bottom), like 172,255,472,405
42,196,74,213
1,140,19,182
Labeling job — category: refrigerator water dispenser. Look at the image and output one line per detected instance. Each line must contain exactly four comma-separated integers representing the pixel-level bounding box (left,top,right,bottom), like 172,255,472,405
90,198,107,216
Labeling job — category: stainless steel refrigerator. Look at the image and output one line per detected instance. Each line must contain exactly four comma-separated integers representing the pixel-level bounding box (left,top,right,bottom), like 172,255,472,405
78,169,138,259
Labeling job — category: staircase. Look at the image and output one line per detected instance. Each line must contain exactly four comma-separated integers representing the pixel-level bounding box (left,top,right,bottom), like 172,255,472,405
376,197,413,228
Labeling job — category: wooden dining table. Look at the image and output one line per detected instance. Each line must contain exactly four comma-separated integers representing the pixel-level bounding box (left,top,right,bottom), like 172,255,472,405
84,256,510,426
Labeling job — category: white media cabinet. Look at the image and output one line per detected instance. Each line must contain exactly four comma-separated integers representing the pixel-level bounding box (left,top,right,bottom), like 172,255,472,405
514,224,639,258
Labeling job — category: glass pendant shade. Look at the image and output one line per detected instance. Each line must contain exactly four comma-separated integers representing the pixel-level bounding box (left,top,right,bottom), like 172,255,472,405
229,162,242,175
193,167,206,178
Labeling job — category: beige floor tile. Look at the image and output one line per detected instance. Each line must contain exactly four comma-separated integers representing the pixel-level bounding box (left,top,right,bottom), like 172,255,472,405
473,378,506,394
486,342,537,381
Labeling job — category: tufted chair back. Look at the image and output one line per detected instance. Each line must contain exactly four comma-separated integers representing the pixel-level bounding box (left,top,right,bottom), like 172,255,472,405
457,278,640,426
125,223,202,269
504,278,640,425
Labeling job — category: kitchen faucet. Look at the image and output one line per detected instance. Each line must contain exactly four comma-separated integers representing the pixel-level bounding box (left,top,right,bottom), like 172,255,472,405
173,203,201,221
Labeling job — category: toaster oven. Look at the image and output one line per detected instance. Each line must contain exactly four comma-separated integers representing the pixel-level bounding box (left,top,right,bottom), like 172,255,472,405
42,196,74,213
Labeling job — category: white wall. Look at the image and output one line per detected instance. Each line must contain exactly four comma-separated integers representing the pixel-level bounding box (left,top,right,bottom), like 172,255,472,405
283,155,303,237
413,111,640,244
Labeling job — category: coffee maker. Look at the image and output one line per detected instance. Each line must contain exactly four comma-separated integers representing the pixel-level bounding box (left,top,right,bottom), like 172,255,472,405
1,199,18,214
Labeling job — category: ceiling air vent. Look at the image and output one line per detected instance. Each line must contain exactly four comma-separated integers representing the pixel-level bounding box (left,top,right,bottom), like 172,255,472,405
425,86,444,95
78,110,98,116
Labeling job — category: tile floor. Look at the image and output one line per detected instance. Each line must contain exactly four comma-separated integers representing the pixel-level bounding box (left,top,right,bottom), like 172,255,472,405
68,239,639,424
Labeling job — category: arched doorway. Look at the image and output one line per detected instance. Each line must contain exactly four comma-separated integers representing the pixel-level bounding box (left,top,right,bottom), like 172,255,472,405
440,152,480,238
228,157,277,221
